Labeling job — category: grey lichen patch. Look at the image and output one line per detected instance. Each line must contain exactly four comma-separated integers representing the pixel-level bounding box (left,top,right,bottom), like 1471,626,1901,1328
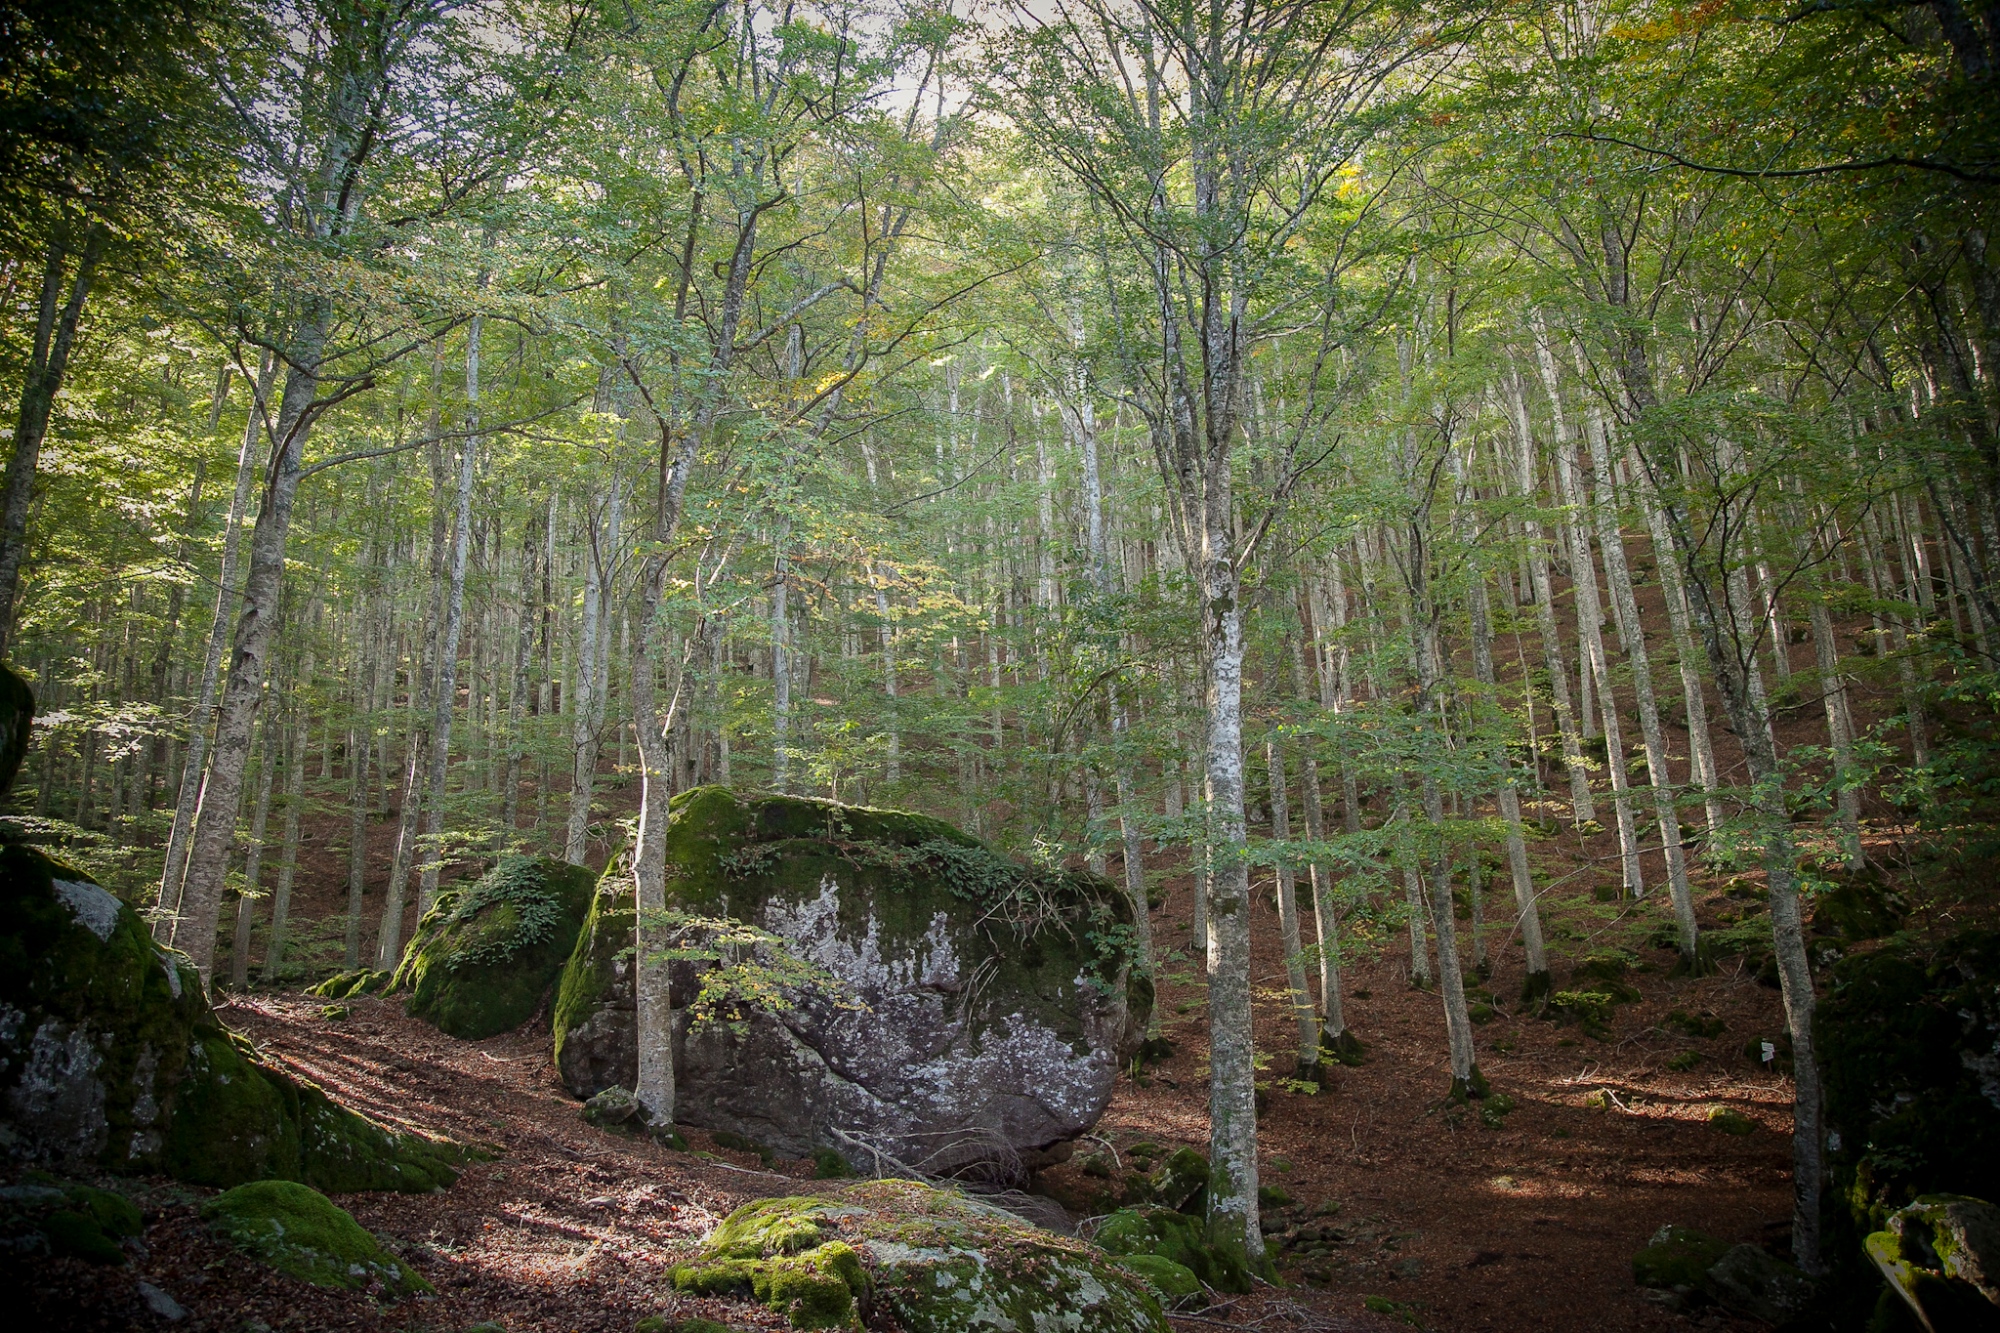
555,788,1149,1179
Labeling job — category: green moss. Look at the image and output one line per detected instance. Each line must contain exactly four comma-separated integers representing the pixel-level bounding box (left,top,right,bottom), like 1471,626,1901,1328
1707,1107,1756,1136
1113,1254,1204,1306
812,1147,854,1179
396,857,596,1040
43,1208,126,1263
693,1181,1164,1333
1147,1147,1209,1213
200,1180,431,1297
1634,1226,1731,1289
1094,1205,1251,1293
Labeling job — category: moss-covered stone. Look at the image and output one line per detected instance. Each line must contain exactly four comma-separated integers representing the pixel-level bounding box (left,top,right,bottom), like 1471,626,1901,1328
1633,1225,1732,1289
306,969,391,1000
200,1179,431,1297
0,838,457,1194
1864,1195,2000,1330
1817,931,2000,1258
554,788,1149,1178
1094,1205,1251,1294
1111,1254,1204,1307
688,1180,1166,1333
393,857,595,1040
1145,1147,1209,1214
44,1207,125,1263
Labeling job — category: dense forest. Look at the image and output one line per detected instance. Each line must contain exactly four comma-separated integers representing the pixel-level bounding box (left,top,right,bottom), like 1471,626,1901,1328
4,0,1999,1330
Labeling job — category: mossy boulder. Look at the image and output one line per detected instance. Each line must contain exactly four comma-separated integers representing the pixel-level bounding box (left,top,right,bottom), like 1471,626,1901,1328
676,1179,1166,1333
1093,1205,1250,1293
0,1172,143,1264
1111,1253,1205,1307
392,856,595,1039
1864,1195,2000,1330
554,788,1150,1178
1633,1225,1732,1291
0,840,455,1192
200,1179,431,1297
1816,931,2000,1256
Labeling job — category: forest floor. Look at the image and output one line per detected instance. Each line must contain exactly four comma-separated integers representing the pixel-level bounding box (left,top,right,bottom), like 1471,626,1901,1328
19,808,1808,1333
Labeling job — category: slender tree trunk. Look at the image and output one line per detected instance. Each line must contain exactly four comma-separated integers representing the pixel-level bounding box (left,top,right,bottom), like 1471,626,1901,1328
504,515,537,830
414,316,483,920
0,221,106,656
1267,731,1319,1077
770,537,791,793
1505,372,1595,823
1581,407,1698,958
172,330,330,984
230,711,279,988
156,352,276,940
263,693,307,983
1468,559,1551,996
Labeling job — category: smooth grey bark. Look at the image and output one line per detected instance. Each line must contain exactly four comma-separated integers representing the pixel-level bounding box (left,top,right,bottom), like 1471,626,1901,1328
262,689,308,983
1599,226,1824,1271
1466,523,1550,990
1287,610,1346,1042
503,514,537,830
156,351,276,941
1505,372,1595,823
0,220,106,657
229,710,280,988
1582,407,1698,958
169,2,425,984
770,538,791,792
413,314,483,921
1535,341,1641,892
564,482,621,863
379,473,440,967
1266,731,1319,1076
1628,448,1728,831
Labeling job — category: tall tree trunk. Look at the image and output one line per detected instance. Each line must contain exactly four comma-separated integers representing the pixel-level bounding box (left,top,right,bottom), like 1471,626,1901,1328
156,352,276,941
0,220,106,656
229,710,279,988
414,315,483,920
172,332,331,984
1266,731,1319,1078
263,691,308,983
1580,404,1698,959
1505,372,1595,823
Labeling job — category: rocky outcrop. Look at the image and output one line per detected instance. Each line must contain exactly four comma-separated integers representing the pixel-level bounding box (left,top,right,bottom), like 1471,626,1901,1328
391,855,594,1039
554,787,1150,1179
0,813,457,1191
0,667,499,1195
673,1179,1167,1332
1817,931,2000,1248
1865,1195,2000,1331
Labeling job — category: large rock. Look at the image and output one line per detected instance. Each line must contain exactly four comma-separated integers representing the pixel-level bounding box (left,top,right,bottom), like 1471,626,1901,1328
390,855,594,1039
554,787,1150,1179
673,1178,1167,1332
1817,931,2000,1252
1865,1195,2000,1330
0,840,457,1192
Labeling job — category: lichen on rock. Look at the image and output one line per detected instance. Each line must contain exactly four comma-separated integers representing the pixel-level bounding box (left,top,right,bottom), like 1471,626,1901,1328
200,1179,431,1297
555,788,1149,1179
680,1179,1166,1333
392,855,596,1040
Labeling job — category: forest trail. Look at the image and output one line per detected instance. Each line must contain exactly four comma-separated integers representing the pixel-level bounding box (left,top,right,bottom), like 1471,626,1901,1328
27,837,1795,1333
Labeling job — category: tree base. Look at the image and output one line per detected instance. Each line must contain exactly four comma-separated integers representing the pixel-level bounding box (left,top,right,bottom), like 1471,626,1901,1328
1520,969,1553,1011
1320,1028,1366,1066
1444,1065,1492,1105
1137,1036,1177,1066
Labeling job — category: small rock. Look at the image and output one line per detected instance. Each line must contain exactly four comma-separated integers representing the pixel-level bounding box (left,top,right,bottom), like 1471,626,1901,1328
582,1087,641,1128
1702,1244,1814,1323
135,1281,186,1322
1706,1106,1756,1136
